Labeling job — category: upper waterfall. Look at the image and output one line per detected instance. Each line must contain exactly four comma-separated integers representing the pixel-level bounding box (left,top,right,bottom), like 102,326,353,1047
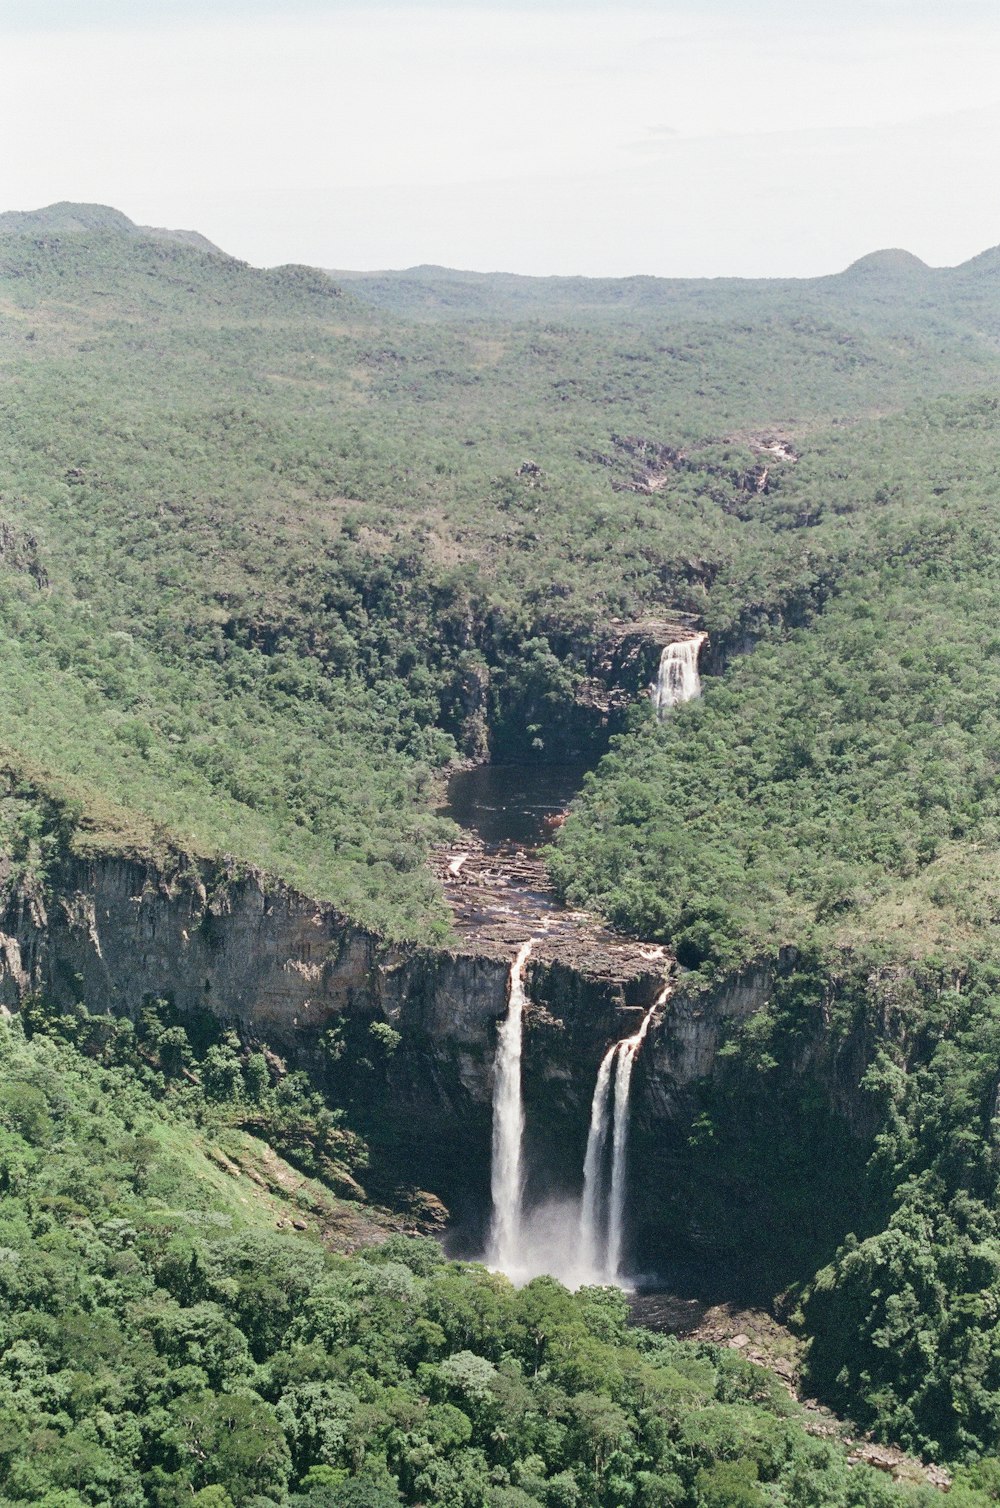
653,633,708,719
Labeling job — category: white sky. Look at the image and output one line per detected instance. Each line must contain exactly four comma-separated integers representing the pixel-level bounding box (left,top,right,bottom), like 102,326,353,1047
2,0,999,277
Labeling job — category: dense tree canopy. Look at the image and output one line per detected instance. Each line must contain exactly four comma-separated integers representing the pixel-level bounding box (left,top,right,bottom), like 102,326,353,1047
0,1011,972,1507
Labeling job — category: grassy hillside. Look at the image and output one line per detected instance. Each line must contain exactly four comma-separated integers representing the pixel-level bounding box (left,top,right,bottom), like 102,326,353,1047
332,246,1000,349
3,206,1000,941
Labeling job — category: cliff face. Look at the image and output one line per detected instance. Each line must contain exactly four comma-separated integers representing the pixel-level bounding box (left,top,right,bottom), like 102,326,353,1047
0,852,664,1228
0,853,880,1277
0,855,511,1213
5,854,389,1040
629,959,885,1286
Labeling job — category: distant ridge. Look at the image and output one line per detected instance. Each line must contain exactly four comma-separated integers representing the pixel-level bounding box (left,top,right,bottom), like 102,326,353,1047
6,201,1000,294
841,248,931,277
953,245,1000,278
0,200,227,256
332,249,942,286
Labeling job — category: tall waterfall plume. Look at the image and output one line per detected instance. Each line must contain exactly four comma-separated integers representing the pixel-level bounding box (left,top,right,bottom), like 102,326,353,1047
578,981,670,1285
487,939,535,1272
606,986,666,1280
653,632,708,719
578,1043,618,1277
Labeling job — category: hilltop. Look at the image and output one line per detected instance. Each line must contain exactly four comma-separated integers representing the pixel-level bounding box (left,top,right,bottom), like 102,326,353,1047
841,247,931,277
0,198,227,253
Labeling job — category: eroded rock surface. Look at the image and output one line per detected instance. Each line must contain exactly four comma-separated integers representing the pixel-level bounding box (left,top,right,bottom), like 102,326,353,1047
0,843,879,1277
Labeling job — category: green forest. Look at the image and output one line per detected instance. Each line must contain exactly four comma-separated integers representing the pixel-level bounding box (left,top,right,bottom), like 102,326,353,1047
0,1003,986,1508
5,203,1000,1502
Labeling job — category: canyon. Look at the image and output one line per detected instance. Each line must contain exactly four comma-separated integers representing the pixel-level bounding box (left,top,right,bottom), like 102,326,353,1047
0,634,880,1293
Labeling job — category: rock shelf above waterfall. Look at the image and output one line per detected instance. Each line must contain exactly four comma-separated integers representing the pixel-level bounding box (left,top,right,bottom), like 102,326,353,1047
431,832,671,983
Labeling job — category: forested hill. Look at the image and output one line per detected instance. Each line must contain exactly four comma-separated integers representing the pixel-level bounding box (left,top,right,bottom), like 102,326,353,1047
9,201,1000,1495
2,202,1000,943
0,200,226,253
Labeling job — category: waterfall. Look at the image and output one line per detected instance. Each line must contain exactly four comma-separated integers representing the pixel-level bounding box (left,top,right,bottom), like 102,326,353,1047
487,939,535,1271
485,942,667,1289
606,993,661,1279
579,981,670,1285
578,1042,617,1276
653,632,707,719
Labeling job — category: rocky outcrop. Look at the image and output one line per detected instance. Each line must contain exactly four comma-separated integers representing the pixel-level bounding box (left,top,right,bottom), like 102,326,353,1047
640,964,778,1120
0,852,882,1276
0,851,664,1230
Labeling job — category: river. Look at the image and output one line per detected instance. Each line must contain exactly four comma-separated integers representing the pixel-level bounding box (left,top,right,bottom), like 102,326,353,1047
438,761,591,851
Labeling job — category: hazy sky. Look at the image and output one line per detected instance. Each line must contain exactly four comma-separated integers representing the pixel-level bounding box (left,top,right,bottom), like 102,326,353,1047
2,0,999,277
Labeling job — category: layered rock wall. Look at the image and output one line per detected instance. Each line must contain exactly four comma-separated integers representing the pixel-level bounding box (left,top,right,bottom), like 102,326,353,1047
0,852,666,1229
0,853,879,1275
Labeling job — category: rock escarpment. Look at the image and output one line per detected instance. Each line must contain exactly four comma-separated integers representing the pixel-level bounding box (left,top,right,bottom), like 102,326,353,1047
0,852,661,1229
0,851,880,1275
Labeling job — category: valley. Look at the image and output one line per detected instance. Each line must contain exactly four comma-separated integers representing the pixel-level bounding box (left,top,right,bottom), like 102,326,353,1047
3,202,1000,1504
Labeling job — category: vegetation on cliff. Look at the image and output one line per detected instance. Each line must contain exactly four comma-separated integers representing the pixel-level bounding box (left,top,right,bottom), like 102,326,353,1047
8,204,1000,1482
647,954,1000,1463
0,1010,982,1508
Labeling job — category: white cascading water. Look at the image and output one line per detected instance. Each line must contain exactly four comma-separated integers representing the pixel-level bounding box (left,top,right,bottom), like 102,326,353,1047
653,632,708,719
576,982,670,1284
487,939,535,1271
486,941,668,1289
606,987,666,1280
577,1043,618,1276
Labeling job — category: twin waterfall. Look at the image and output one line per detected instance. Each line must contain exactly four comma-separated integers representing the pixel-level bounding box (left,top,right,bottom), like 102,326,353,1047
580,987,668,1282
653,632,708,718
487,941,668,1288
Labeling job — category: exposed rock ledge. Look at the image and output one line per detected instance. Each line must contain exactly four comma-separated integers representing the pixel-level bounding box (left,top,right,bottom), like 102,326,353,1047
0,851,668,1225
0,851,875,1265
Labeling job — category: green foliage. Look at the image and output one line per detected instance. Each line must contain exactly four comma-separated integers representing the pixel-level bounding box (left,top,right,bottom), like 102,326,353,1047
19,990,368,1192
0,1014,954,1507
551,400,1000,968
10,211,1000,1493
799,965,1000,1461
